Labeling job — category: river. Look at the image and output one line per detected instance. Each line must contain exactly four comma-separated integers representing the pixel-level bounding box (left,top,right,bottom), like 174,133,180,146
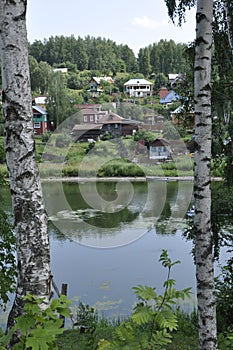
0,179,229,322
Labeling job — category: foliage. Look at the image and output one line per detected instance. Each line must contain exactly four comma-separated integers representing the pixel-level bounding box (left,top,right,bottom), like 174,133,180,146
0,175,16,310
163,121,181,140
215,257,233,332
41,131,52,143
75,302,98,332
133,129,156,144
0,294,71,350
46,72,75,126
100,250,192,349
97,159,145,177
0,137,6,164
163,0,197,26
55,132,72,148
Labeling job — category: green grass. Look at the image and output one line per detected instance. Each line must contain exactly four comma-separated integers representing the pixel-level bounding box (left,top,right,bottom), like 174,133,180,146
0,136,223,179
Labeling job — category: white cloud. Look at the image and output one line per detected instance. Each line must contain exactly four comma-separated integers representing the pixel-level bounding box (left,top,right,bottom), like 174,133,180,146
132,15,167,29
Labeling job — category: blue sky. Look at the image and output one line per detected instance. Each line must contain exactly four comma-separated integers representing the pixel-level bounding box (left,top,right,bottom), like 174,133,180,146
26,0,196,55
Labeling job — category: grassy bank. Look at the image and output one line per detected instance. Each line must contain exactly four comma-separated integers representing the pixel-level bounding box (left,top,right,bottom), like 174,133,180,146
0,135,225,179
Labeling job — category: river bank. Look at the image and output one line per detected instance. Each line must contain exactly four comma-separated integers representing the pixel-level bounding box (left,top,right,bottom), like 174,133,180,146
40,175,223,183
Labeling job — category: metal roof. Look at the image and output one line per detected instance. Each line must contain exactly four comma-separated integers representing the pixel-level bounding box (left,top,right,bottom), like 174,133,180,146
32,105,47,114
124,78,152,86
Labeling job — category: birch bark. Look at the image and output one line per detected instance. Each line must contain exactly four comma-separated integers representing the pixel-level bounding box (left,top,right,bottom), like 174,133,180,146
0,0,51,333
194,1,217,349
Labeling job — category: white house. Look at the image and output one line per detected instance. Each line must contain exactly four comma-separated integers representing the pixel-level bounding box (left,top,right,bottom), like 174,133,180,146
124,78,152,98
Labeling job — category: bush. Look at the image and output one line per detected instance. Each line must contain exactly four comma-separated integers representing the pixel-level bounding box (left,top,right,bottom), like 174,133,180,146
0,140,5,164
55,133,72,147
97,160,145,177
41,131,52,143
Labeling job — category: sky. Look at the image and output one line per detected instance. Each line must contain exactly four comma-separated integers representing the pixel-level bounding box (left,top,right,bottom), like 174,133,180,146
26,0,196,55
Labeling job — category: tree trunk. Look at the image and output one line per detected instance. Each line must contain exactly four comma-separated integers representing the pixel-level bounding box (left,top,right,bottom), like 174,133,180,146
224,0,233,56
194,1,217,349
0,0,51,334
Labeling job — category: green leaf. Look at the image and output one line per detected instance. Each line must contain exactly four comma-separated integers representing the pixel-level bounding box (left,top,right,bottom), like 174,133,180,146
131,307,153,325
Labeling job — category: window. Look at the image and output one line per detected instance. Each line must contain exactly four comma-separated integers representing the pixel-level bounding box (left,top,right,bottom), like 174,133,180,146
34,122,40,128
84,116,87,122
90,115,94,122
115,124,118,128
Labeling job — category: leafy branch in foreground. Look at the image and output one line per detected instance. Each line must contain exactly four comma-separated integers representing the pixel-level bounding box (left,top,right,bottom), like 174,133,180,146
99,249,192,350
0,175,16,311
0,294,71,350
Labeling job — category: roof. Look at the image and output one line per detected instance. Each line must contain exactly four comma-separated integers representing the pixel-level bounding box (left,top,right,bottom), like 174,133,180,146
150,138,170,146
32,96,47,105
124,78,152,86
171,105,194,115
72,124,103,131
91,76,114,84
98,112,124,123
168,74,179,81
158,87,169,99
32,106,47,114
81,109,98,115
53,68,68,73
76,104,102,111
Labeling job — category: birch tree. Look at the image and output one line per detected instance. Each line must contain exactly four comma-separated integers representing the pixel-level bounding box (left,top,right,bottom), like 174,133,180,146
164,0,217,349
194,1,217,349
0,0,51,335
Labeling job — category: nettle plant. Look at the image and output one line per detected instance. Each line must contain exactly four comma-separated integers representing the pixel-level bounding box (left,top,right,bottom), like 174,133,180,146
99,250,192,350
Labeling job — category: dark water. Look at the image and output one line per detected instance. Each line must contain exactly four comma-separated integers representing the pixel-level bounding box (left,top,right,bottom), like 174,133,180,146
0,180,229,320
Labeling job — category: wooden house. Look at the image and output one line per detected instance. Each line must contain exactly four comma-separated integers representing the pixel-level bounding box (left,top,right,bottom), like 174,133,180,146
149,138,171,160
160,90,180,105
71,124,103,142
88,77,114,96
99,112,140,137
33,106,49,135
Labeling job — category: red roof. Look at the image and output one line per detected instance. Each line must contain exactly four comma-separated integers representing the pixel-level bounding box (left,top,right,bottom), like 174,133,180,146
158,87,169,99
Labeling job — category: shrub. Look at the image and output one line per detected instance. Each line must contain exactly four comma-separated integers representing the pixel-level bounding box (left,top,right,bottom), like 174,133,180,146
55,133,72,147
41,131,52,143
0,140,5,164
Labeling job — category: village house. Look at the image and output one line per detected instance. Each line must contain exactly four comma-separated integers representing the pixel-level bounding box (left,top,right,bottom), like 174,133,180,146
171,105,195,128
81,108,108,124
159,89,180,105
33,106,49,135
88,76,114,97
32,96,47,108
71,111,141,141
149,138,171,160
124,78,153,98
71,123,103,142
99,111,140,137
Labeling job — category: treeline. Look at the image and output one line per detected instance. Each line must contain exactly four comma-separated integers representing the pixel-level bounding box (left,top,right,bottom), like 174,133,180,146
28,35,187,76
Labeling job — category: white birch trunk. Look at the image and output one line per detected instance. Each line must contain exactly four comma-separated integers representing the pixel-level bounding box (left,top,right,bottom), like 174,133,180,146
224,0,233,56
194,1,217,349
0,0,51,332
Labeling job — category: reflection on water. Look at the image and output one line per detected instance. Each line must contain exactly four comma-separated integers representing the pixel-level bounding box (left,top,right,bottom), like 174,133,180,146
43,180,193,248
1,180,228,320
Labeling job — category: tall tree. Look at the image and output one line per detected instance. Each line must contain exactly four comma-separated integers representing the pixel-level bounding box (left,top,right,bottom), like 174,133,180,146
0,0,51,336
164,1,217,349
224,0,233,55
194,2,217,349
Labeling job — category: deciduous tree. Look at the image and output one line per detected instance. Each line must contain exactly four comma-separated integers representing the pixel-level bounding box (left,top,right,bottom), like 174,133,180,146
164,1,217,349
0,0,51,339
